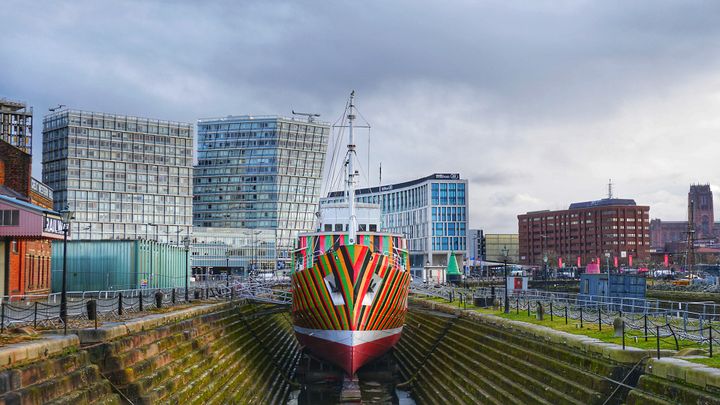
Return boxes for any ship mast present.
[346,91,358,244]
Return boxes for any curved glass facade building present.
[193,115,330,267]
[321,173,469,275]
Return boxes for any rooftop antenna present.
[48,104,66,112]
[379,162,382,185]
[291,110,320,123]
[608,179,613,199]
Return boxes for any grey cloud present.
[2,0,720,232]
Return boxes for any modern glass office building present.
[193,115,330,267]
[42,110,194,242]
[321,173,469,276]
[190,227,277,276]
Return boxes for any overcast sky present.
[3,0,720,232]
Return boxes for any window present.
[0,210,20,226]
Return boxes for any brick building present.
[518,198,651,269]
[0,138,62,297]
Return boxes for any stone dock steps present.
[0,349,120,405]
[627,374,720,405]
[395,306,626,404]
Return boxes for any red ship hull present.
[294,326,403,375]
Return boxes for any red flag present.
[577,256,581,267]
[664,254,669,267]
[629,255,633,267]
[614,256,618,268]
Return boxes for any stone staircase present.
[86,302,300,405]
[627,372,720,405]
[395,308,633,404]
[0,350,120,405]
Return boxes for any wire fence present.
[0,277,292,332]
[410,282,719,359]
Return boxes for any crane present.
[291,110,320,123]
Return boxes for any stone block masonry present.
[0,300,301,405]
[406,297,720,404]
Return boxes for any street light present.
[225,248,231,287]
[243,230,261,278]
[60,206,74,334]
[424,260,431,284]
[183,236,190,302]
[147,223,158,288]
[502,245,509,314]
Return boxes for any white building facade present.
[321,173,469,277]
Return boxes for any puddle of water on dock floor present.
[288,351,416,404]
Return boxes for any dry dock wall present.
[0,301,300,405]
[401,297,720,404]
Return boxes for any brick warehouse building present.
[518,198,651,269]
[0,138,63,297]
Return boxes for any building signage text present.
[44,216,64,235]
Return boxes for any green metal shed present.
[51,240,189,292]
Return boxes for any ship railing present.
[299,249,408,271]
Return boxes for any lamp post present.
[243,230,261,279]
[147,223,158,288]
[183,236,190,302]
[502,245,509,314]
[60,206,74,334]
[605,252,611,274]
[226,248,231,287]
[424,260,430,285]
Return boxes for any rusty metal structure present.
[0,98,33,154]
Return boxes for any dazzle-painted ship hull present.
[291,234,410,375]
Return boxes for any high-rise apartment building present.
[193,115,330,264]
[42,110,193,241]
[0,98,33,154]
[321,173,469,277]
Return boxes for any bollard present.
[613,317,623,338]
[118,293,123,316]
[34,302,38,329]
[139,292,144,312]
[656,326,661,359]
[516,297,519,314]
[580,307,583,328]
[598,308,602,332]
[644,314,648,342]
[622,320,626,350]
[1,302,5,334]
[155,291,164,309]
[565,306,568,325]
[550,301,553,322]
[87,299,97,321]
[172,289,176,304]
